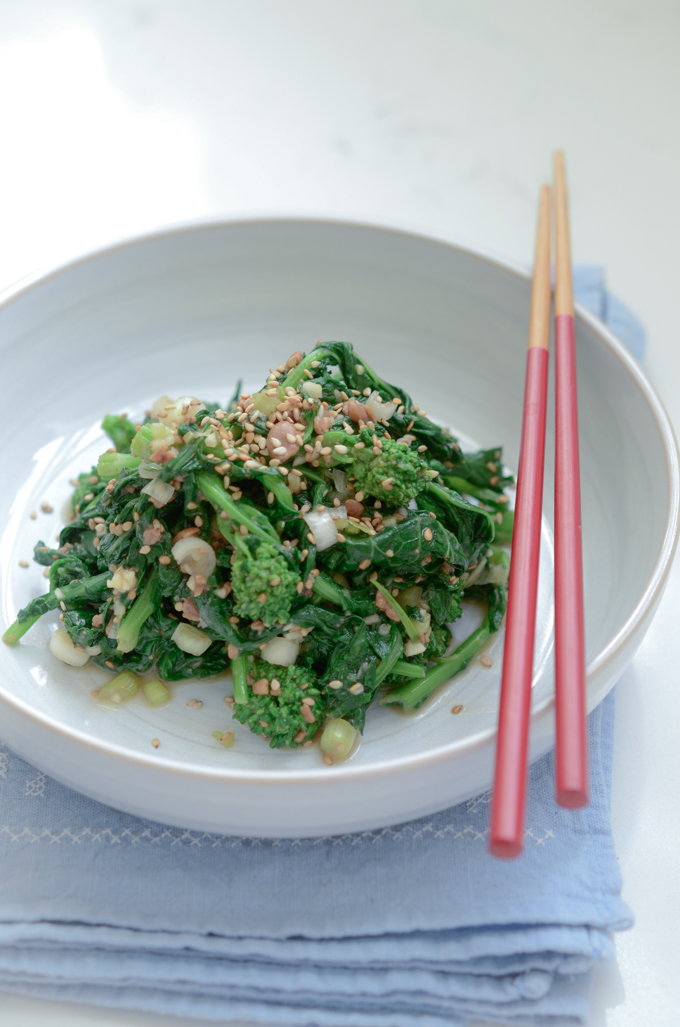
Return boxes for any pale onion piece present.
[252,390,281,416]
[49,628,90,667]
[151,395,173,418]
[331,468,349,496]
[302,509,338,552]
[171,537,217,578]
[301,381,323,399]
[113,598,127,619]
[171,622,212,656]
[138,459,162,479]
[141,478,175,507]
[330,504,348,521]
[364,390,397,421]
[404,638,427,657]
[85,644,102,656]
[260,635,300,667]
[156,395,201,427]
[363,613,381,625]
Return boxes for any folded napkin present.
[0,271,639,1026]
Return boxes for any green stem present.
[252,469,295,510]
[97,452,141,479]
[388,659,426,681]
[380,615,491,710]
[215,516,251,557]
[3,570,111,646]
[231,653,249,704]
[2,614,41,645]
[197,472,280,546]
[442,476,503,504]
[280,347,333,391]
[116,569,158,653]
[373,581,420,643]
[375,630,404,685]
[312,574,348,609]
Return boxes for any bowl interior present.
[0,220,671,776]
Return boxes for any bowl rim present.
[1,213,678,786]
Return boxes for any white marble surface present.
[0,2,678,1024]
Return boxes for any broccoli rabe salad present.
[4,342,512,761]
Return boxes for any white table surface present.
[1,2,678,1024]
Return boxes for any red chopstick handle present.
[554,313,588,808]
[489,345,549,858]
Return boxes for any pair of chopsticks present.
[489,153,587,859]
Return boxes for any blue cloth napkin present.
[0,271,641,1026]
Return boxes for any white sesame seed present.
[349,682,364,695]
[423,528,433,541]
[480,656,493,667]
[334,444,348,455]
[327,679,343,690]
[19,560,29,568]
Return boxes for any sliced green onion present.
[96,452,141,479]
[171,622,212,656]
[320,719,357,760]
[231,654,249,704]
[142,679,170,706]
[97,671,141,705]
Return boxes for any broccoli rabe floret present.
[232,660,326,748]
[102,413,137,453]
[352,437,427,505]
[231,542,301,627]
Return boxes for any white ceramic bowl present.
[0,218,677,837]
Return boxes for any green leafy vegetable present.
[4,341,512,756]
